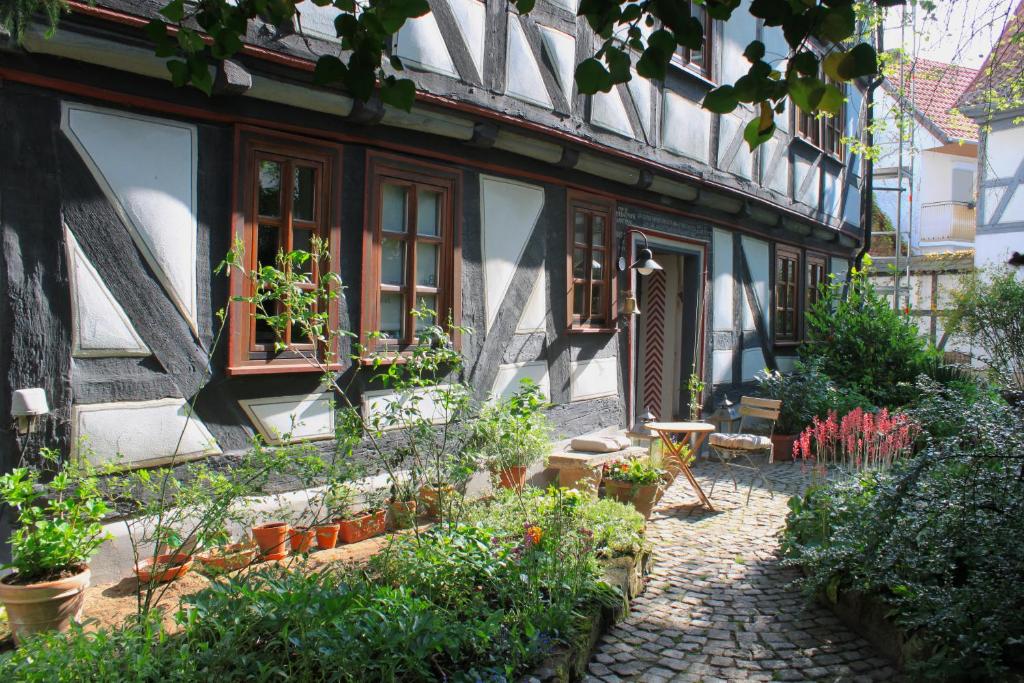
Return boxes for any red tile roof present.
[889,57,979,142]
[959,0,1024,117]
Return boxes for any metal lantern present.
[708,397,740,434]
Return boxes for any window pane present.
[293,229,314,276]
[257,224,279,267]
[381,238,406,286]
[592,215,605,246]
[591,284,605,321]
[255,313,277,344]
[573,283,585,317]
[573,248,587,278]
[591,252,604,281]
[574,211,587,244]
[416,242,438,287]
[293,166,316,221]
[380,292,405,340]
[382,184,408,233]
[415,294,437,332]
[258,161,281,218]
[416,189,441,236]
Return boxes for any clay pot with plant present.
[252,522,291,561]
[314,523,340,550]
[418,482,455,519]
[602,456,666,519]
[0,449,111,643]
[196,541,258,573]
[289,527,316,554]
[472,380,551,492]
[334,489,388,544]
[134,553,194,584]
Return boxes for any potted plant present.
[314,522,340,550]
[196,541,258,573]
[251,521,291,561]
[289,527,315,553]
[337,490,388,544]
[471,380,551,491]
[134,553,194,583]
[602,456,666,519]
[0,450,111,643]
[388,477,418,531]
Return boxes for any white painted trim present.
[60,101,200,337]
[64,225,151,358]
[569,357,619,402]
[238,392,336,446]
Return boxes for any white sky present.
[882,0,1016,68]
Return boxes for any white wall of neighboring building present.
[975,118,1024,273]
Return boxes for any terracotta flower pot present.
[496,466,527,490]
[388,500,417,530]
[771,434,798,462]
[252,522,291,561]
[603,480,660,519]
[419,484,455,518]
[0,565,90,644]
[338,510,387,544]
[289,528,315,554]
[134,553,193,584]
[196,542,258,573]
[314,523,340,550]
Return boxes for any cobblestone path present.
[587,461,897,683]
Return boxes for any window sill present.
[566,325,619,335]
[791,135,844,163]
[668,62,716,88]
[226,362,341,377]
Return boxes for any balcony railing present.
[920,201,976,242]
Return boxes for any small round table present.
[646,421,716,511]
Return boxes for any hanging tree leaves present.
[2,0,892,149]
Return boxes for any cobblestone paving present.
[586,460,897,683]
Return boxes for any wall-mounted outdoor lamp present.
[11,388,49,435]
[617,230,662,276]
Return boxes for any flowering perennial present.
[602,457,664,485]
[792,407,917,472]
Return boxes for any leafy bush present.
[469,380,552,471]
[802,261,939,408]
[754,359,875,434]
[0,449,110,582]
[782,382,1024,679]
[946,267,1024,392]
[602,457,664,485]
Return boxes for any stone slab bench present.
[548,446,649,494]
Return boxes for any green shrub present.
[469,380,551,472]
[754,358,875,434]
[781,382,1024,679]
[802,261,939,408]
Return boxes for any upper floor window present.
[361,153,461,355]
[671,2,712,79]
[773,245,801,344]
[806,252,827,312]
[228,128,343,375]
[567,192,616,331]
[796,80,846,159]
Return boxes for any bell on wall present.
[622,291,641,316]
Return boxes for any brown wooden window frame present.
[360,152,462,357]
[670,1,713,80]
[773,245,802,345]
[228,127,343,376]
[795,79,846,160]
[566,192,617,333]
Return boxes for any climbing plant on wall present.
[1,0,890,149]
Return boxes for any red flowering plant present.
[792,407,918,474]
[602,457,664,485]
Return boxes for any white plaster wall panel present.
[73,398,220,469]
[363,386,460,429]
[539,25,576,103]
[976,233,1019,271]
[506,17,552,108]
[712,349,733,385]
[984,187,1004,224]
[986,127,1024,178]
[760,137,789,195]
[720,0,757,86]
[822,172,842,217]
[998,186,1024,224]
[741,236,769,332]
[844,185,862,227]
[830,257,849,282]
[516,270,548,333]
[662,92,710,164]
[479,175,546,332]
[449,0,486,77]
[239,392,335,445]
[591,88,635,138]
[626,70,654,138]
[763,26,789,132]
[570,357,619,401]
[490,362,551,401]
[547,0,578,13]
[712,228,734,331]
[718,114,753,179]
[793,155,819,208]
[395,13,458,77]
[65,228,150,357]
[741,347,766,382]
[293,1,341,40]
[846,86,863,139]
[62,103,199,332]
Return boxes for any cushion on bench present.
[569,436,622,453]
[709,433,772,450]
